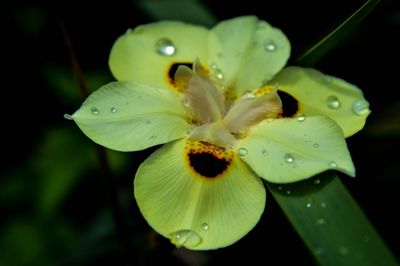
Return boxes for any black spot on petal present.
[278,90,299,117]
[189,152,229,178]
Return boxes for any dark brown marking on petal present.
[189,152,230,178]
[185,141,234,179]
[277,90,299,117]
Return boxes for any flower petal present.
[238,116,355,183]
[267,66,371,137]
[72,81,189,151]
[205,16,290,96]
[109,21,208,89]
[134,139,266,250]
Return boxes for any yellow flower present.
[69,16,370,250]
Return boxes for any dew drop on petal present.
[284,153,294,163]
[316,218,326,225]
[169,230,202,248]
[313,143,320,148]
[264,40,277,52]
[314,179,321,185]
[210,63,218,70]
[262,149,268,156]
[329,161,337,168]
[277,186,283,190]
[155,38,176,56]
[237,147,248,156]
[214,68,224,80]
[90,107,99,115]
[110,107,117,113]
[352,99,370,116]
[285,190,291,195]
[297,115,306,122]
[320,202,327,208]
[326,95,341,109]
[306,202,312,208]
[201,223,209,231]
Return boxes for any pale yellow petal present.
[134,139,266,250]
[267,66,370,137]
[109,21,208,90]
[72,81,189,151]
[238,116,355,183]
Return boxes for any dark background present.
[2,0,399,265]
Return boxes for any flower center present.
[175,60,282,148]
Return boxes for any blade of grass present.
[296,0,381,66]
[267,172,397,266]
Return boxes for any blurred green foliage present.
[1,0,399,265]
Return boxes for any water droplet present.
[145,120,151,125]
[314,179,321,185]
[110,107,117,113]
[266,118,274,122]
[264,40,277,51]
[320,202,327,208]
[201,223,209,231]
[284,153,294,163]
[169,230,202,248]
[339,246,349,255]
[363,235,370,243]
[316,218,325,225]
[237,147,248,156]
[214,68,224,80]
[150,135,157,139]
[90,107,99,115]
[329,161,337,168]
[285,190,291,195]
[210,63,218,69]
[326,95,341,109]
[155,38,176,56]
[313,143,320,148]
[352,99,370,116]
[277,186,283,190]
[306,202,312,208]
[297,115,306,122]
[262,149,268,156]
[63,114,73,120]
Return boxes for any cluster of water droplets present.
[326,94,370,116]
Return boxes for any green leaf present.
[296,0,381,66]
[136,0,217,27]
[268,172,398,266]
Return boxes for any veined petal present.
[72,81,189,151]
[267,66,370,137]
[109,21,208,89]
[205,16,290,96]
[238,116,355,183]
[134,139,266,250]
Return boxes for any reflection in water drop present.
[352,99,370,116]
[326,95,341,109]
[170,230,202,248]
[155,38,176,56]
[237,147,248,156]
[284,153,294,163]
[264,40,277,51]
[201,223,209,231]
[91,107,99,115]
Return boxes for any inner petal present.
[175,59,226,124]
